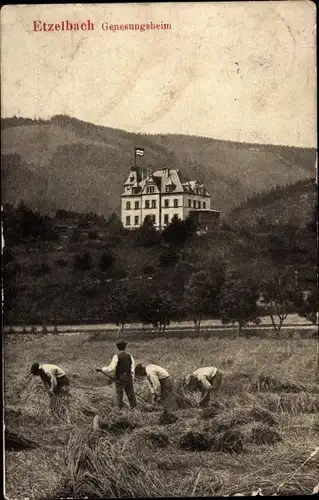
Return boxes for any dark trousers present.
[55,375,70,395]
[159,376,176,411]
[41,373,70,396]
[115,374,137,409]
[199,370,223,407]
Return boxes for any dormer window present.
[130,176,134,182]
[147,186,155,194]
[165,185,173,193]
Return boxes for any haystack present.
[159,410,179,425]
[200,404,220,420]
[5,429,38,451]
[251,423,282,445]
[250,405,279,426]
[147,432,170,448]
[213,429,245,454]
[180,431,212,451]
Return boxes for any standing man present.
[95,341,136,410]
[135,363,176,411]
[184,366,223,407]
[30,362,70,396]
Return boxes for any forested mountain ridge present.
[1,115,316,217]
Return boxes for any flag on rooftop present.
[135,148,144,157]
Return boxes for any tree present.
[159,248,179,268]
[106,212,125,234]
[262,280,295,336]
[219,273,260,335]
[184,270,220,332]
[107,281,135,335]
[73,252,92,271]
[292,286,318,325]
[99,250,115,271]
[135,285,175,333]
[162,215,189,245]
[135,215,160,246]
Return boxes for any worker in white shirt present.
[184,366,223,407]
[135,363,176,411]
[30,362,70,396]
[95,341,136,409]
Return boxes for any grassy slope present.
[1,116,316,216]
[4,332,319,499]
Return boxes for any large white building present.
[121,166,219,231]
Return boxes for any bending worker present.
[30,362,70,396]
[185,366,223,407]
[135,363,176,411]
[95,340,136,410]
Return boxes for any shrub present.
[73,252,92,271]
[99,250,115,271]
[250,423,282,445]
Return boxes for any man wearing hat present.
[95,341,136,409]
[30,362,70,396]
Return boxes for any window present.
[203,201,206,209]
[145,200,150,208]
[151,200,156,208]
[147,186,155,194]
[132,187,140,194]
[173,199,178,208]
[134,216,139,225]
[126,201,131,210]
[164,199,169,208]
[173,214,178,220]
[193,200,196,208]
[165,185,173,193]
[188,199,191,207]
[198,201,201,209]
[152,215,156,224]
[130,176,134,182]
[164,214,169,225]
[134,201,139,209]
[126,216,131,226]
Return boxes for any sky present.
[1,1,317,147]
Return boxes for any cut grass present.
[4,333,319,498]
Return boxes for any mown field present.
[4,331,319,499]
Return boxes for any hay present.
[200,404,220,420]
[5,429,38,451]
[250,405,279,426]
[159,411,179,425]
[146,432,170,448]
[173,377,202,408]
[256,375,318,394]
[213,429,245,454]
[107,418,139,434]
[180,431,212,451]
[251,423,283,446]
[59,427,175,498]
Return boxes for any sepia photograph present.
[1,1,318,498]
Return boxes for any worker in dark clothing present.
[95,341,137,409]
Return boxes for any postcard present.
[2,2,318,499]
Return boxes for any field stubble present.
[4,332,319,498]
